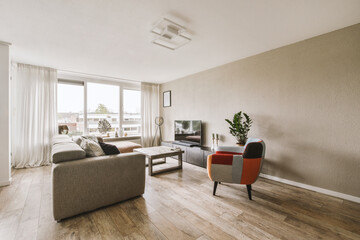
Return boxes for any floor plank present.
[0,160,359,240]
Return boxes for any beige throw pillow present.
[80,138,105,157]
[72,135,99,146]
[72,136,83,146]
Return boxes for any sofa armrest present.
[52,152,145,220]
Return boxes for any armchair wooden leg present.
[213,181,218,195]
[246,184,252,200]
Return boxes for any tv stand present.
[161,141,214,168]
[173,141,200,147]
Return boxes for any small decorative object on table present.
[215,133,219,148]
[211,133,215,151]
[225,111,253,146]
[115,128,119,137]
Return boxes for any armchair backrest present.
[243,140,264,159]
[240,138,265,184]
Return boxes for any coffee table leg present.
[148,157,153,176]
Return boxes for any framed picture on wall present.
[163,91,171,107]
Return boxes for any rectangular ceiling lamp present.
[151,18,191,50]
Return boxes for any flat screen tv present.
[174,120,202,145]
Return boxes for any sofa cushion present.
[80,138,105,157]
[52,135,73,145]
[99,142,120,155]
[108,141,142,153]
[52,142,86,163]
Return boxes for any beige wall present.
[160,24,360,197]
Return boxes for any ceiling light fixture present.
[151,18,191,50]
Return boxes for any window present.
[87,83,119,136]
[57,82,84,136]
[57,80,141,137]
[123,89,141,136]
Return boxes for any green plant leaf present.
[225,111,253,142]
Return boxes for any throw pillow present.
[82,135,99,142]
[80,138,105,157]
[99,142,120,155]
[72,136,83,146]
[72,135,99,146]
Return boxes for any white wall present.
[0,42,11,186]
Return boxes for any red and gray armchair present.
[207,138,265,200]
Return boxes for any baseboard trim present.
[0,178,11,187]
[259,173,360,203]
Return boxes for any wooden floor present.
[1,160,359,240]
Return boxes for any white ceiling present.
[0,0,359,83]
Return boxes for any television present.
[174,120,202,145]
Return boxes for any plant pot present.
[236,143,245,147]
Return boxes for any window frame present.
[57,73,141,136]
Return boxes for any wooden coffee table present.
[134,146,184,176]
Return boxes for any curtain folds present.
[141,82,159,147]
[11,63,57,168]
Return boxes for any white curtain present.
[141,82,159,147]
[11,63,57,168]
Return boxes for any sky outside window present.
[87,83,119,113]
[57,83,83,113]
[123,89,141,114]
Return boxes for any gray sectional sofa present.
[51,135,145,221]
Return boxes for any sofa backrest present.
[52,135,86,164]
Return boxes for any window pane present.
[87,83,119,136]
[57,83,84,136]
[123,89,141,136]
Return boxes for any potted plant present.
[225,111,253,146]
